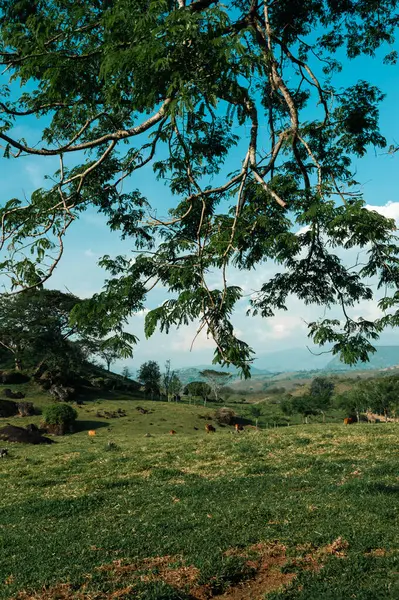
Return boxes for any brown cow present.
[343,418,354,425]
[235,423,244,433]
[88,430,96,436]
[169,430,177,435]
[205,424,216,433]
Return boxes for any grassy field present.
[0,393,398,600]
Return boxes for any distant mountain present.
[254,347,332,372]
[325,346,399,371]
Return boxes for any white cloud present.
[84,249,98,258]
[365,201,399,223]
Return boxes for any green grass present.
[0,393,398,599]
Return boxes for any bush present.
[43,404,78,435]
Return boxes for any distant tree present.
[138,361,161,400]
[249,405,262,429]
[220,386,234,403]
[160,360,182,401]
[310,377,335,422]
[292,395,319,424]
[121,366,132,380]
[184,381,211,405]
[359,377,399,421]
[335,389,365,423]
[199,370,232,403]
[96,344,120,372]
[169,373,182,401]
[281,395,294,417]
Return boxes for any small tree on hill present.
[292,395,319,424]
[250,405,262,429]
[169,373,182,401]
[335,389,365,423]
[184,381,211,405]
[138,361,161,400]
[199,370,232,403]
[121,366,132,380]
[310,377,335,422]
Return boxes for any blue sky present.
[1,45,398,372]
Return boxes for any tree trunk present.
[255,418,258,429]
[356,409,360,423]
[15,357,22,371]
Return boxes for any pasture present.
[0,396,398,599]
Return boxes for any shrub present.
[43,404,78,435]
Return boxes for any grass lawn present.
[0,395,398,599]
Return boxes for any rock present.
[3,388,26,400]
[0,424,53,445]
[17,402,34,417]
[0,399,18,418]
[25,423,39,433]
[49,384,76,402]
[0,371,30,384]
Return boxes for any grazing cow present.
[205,424,216,433]
[88,430,96,436]
[169,430,177,435]
[0,448,8,458]
[343,418,354,425]
[234,423,244,433]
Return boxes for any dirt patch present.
[12,539,350,600]
[189,543,294,600]
[0,425,54,445]
[97,554,199,589]
[364,548,397,558]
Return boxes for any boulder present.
[0,371,30,384]
[3,388,26,400]
[0,424,53,445]
[17,402,34,417]
[49,384,76,402]
[0,399,18,418]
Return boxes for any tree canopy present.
[0,289,81,370]
[0,1,398,376]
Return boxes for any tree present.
[309,377,335,422]
[96,344,120,372]
[169,373,182,401]
[162,359,178,401]
[291,395,319,424]
[249,405,262,428]
[199,370,232,404]
[358,376,399,421]
[0,1,398,375]
[138,361,161,399]
[121,366,132,380]
[184,381,211,404]
[0,289,81,371]
[335,389,365,423]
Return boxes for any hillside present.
[0,395,397,600]
[325,345,399,371]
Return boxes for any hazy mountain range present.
[173,346,399,384]
[129,346,399,385]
